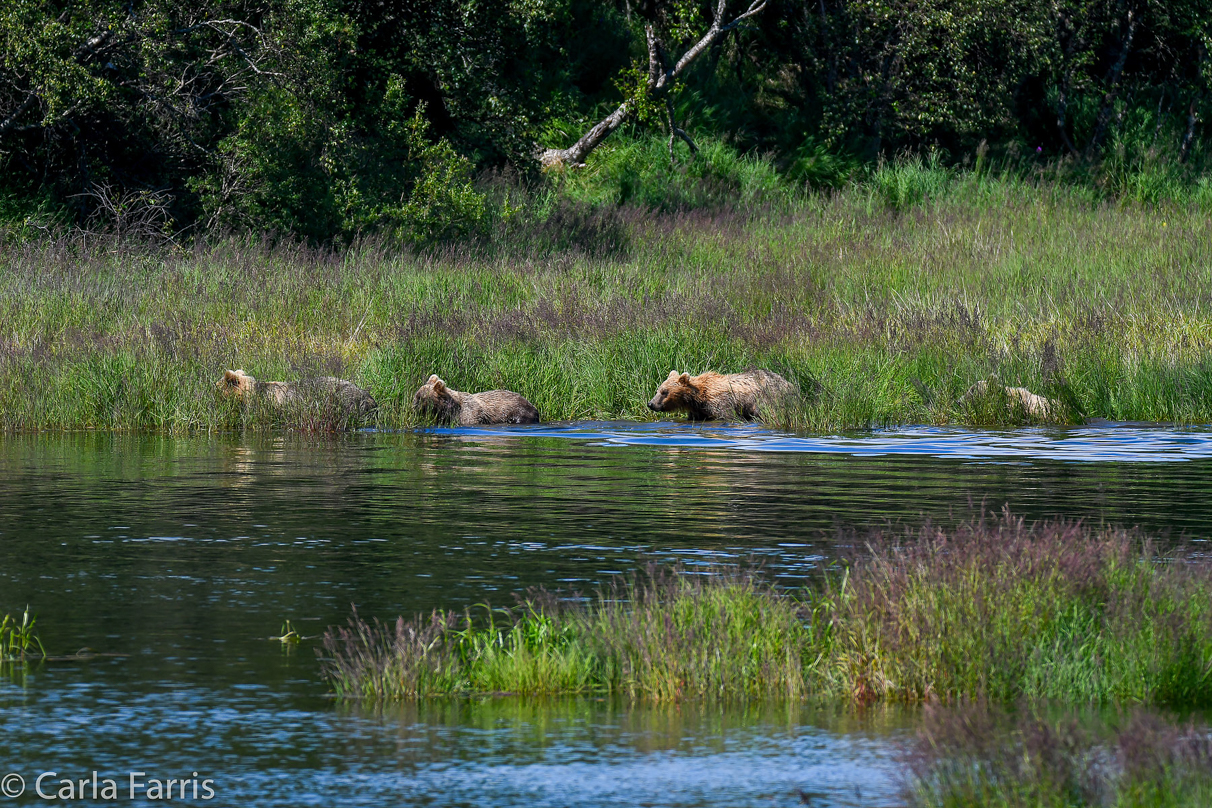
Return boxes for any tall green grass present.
[2,167,1211,431]
[322,567,810,701]
[0,606,45,663]
[320,512,1212,707]
[823,514,1212,707]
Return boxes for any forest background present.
[2,0,1209,244]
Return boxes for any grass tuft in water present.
[321,511,1212,705]
[0,606,46,663]
[823,510,1212,707]
[320,566,809,701]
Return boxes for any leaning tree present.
[539,0,768,169]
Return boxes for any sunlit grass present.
[0,606,45,663]
[320,568,810,701]
[2,173,1210,431]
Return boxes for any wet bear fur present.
[217,369,378,417]
[647,369,796,421]
[413,375,540,425]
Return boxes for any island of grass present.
[3,162,1212,432]
[321,509,1212,806]
[320,510,1212,707]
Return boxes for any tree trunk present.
[0,94,38,138]
[540,101,635,168]
[1179,99,1199,163]
[540,0,768,169]
[1085,10,1137,160]
[1056,81,1080,156]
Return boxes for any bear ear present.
[667,370,680,379]
[678,372,691,386]
[223,369,241,387]
[431,377,446,393]
[426,374,440,385]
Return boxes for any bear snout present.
[647,397,662,411]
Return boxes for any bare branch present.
[542,0,768,168]
[666,95,698,160]
[0,94,38,137]
[719,0,770,32]
[72,29,115,60]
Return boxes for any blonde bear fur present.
[961,379,1057,419]
[412,375,540,425]
[647,369,796,421]
[217,369,377,417]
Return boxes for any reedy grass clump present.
[320,512,1212,706]
[320,567,810,701]
[3,174,1212,431]
[0,606,45,663]
[907,704,1212,808]
[824,511,1212,707]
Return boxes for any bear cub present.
[217,369,377,417]
[413,375,540,425]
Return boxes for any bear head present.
[217,369,256,399]
[648,370,695,412]
[413,374,460,419]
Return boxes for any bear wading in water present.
[217,369,378,418]
[412,375,540,425]
[647,369,796,421]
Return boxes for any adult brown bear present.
[647,369,796,421]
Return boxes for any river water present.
[1,423,1210,806]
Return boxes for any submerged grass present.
[320,510,1212,706]
[2,172,1211,431]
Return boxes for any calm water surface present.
[1,422,1210,806]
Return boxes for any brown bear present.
[647,369,796,421]
[960,379,1057,419]
[412,375,540,425]
[216,369,378,417]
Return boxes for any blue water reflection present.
[439,420,1212,463]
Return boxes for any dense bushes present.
[1,0,1209,244]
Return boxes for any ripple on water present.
[434,420,1212,463]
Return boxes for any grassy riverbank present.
[320,512,1212,706]
[2,169,1211,432]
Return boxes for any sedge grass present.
[320,511,1212,707]
[320,567,810,701]
[0,606,45,663]
[2,175,1211,431]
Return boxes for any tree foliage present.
[1,0,1208,242]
